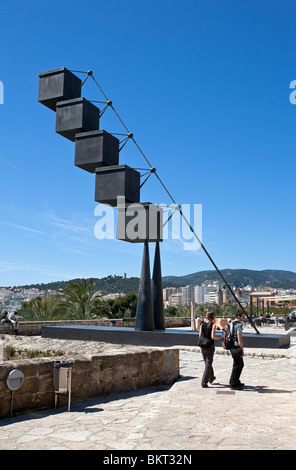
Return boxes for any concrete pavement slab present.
[1,329,296,451]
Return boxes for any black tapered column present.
[152,241,165,330]
[135,240,154,331]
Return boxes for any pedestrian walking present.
[229,310,245,390]
[199,311,220,388]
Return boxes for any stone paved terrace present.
[0,326,296,451]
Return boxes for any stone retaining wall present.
[0,349,179,418]
[0,317,190,336]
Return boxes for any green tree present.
[19,296,64,321]
[223,304,239,317]
[61,278,111,320]
[176,305,191,317]
[165,306,178,317]
[107,293,138,318]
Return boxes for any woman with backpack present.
[198,311,220,388]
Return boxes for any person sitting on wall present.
[1,311,19,334]
[1,311,10,323]
[8,311,19,334]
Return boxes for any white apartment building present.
[164,281,226,307]
[194,283,219,304]
[204,291,217,303]
[206,281,220,290]
[169,293,183,307]
[26,289,40,301]
[182,285,195,306]
[163,287,182,301]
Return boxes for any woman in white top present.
[8,311,19,334]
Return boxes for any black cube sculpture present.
[38,67,81,111]
[75,130,119,173]
[117,201,163,243]
[95,165,140,207]
[55,98,100,142]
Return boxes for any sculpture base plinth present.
[41,325,290,349]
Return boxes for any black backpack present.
[221,321,237,350]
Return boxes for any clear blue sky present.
[0,0,296,287]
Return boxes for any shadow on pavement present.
[210,382,296,394]
[0,382,175,426]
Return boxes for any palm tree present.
[61,278,112,320]
[223,304,238,318]
[107,293,138,318]
[19,296,64,321]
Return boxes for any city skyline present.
[2,277,295,314]
[1,1,296,287]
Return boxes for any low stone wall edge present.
[0,348,179,418]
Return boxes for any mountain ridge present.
[162,268,296,290]
[14,268,296,293]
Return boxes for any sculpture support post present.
[191,301,196,331]
[135,240,154,331]
[152,241,165,330]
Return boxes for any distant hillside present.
[18,277,141,294]
[162,269,296,289]
[15,269,296,293]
